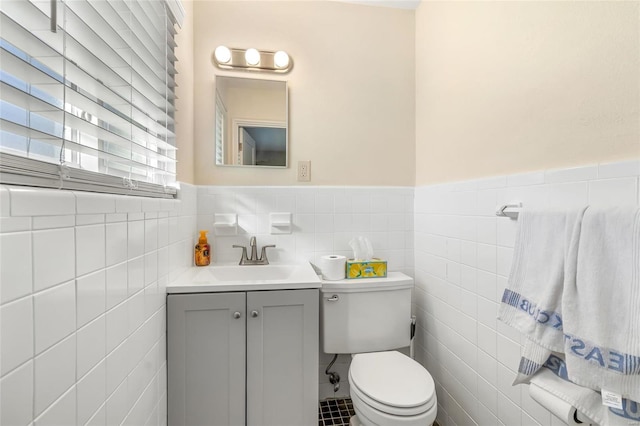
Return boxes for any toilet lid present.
[349,351,436,410]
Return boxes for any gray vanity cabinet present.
[167,289,319,426]
[167,292,246,426]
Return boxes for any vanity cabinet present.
[167,289,319,426]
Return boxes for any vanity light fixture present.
[212,45,293,73]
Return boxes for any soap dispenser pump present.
[194,230,211,266]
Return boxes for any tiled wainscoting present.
[0,183,413,425]
[412,160,640,426]
[2,160,638,426]
[195,186,414,270]
[0,184,197,426]
[195,185,415,399]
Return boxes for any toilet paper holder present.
[573,411,593,425]
[529,383,594,425]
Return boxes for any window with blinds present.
[0,0,183,198]
[215,91,225,165]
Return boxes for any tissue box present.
[346,259,387,279]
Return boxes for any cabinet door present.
[246,289,319,426]
[168,293,246,426]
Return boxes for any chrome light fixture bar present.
[212,45,292,73]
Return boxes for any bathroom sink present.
[167,262,322,293]
[207,265,295,282]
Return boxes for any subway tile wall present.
[196,186,414,270]
[2,159,637,425]
[0,184,197,426]
[196,185,415,399]
[413,160,640,426]
[0,183,414,425]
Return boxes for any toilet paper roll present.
[320,255,346,281]
[529,383,582,425]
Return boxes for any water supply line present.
[325,354,340,393]
[410,315,417,359]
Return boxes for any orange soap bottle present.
[194,230,211,266]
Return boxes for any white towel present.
[498,207,587,382]
[562,206,640,403]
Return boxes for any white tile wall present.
[0,360,33,425]
[196,186,414,275]
[33,227,76,292]
[1,296,33,376]
[413,160,640,426]
[2,160,637,425]
[196,185,415,399]
[0,184,197,426]
[34,281,76,354]
[0,231,32,303]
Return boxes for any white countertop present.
[167,262,322,293]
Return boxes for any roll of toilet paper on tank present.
[320,255,346,281]
[529,383,582,425]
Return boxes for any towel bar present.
[496,202,522,219]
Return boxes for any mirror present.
[215,76,288,167]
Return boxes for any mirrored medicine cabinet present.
[215,76,288,168]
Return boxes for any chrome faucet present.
[233,237,276,265]
[249,236,258,262]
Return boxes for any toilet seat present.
[348,351,436,416]
[350,375,432,417]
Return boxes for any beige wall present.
[415,1,640,185]
[175,0,195,184]
[193,0,415,186]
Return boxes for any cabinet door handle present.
[233,311,242,319]
[251,310,259,318]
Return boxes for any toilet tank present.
[320,272,413,354]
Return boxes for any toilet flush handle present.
[327,295,339,302]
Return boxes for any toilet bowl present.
[347,351,437,426]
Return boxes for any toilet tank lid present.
[350,351,435,409]
[320,271,413,292]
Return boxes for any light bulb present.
[214,46,231,64]
[245,48,260,66]
[274,51,289,68]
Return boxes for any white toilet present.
[320,272,437,426]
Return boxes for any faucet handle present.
[259,245,276,264]
[232,245,248,264]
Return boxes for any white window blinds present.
[0,0,183,198]
[215,92,225,165]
